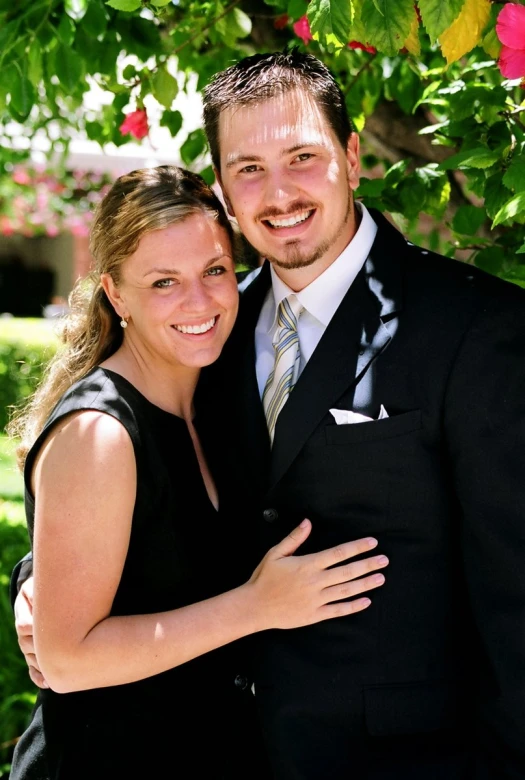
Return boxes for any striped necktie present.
[263,294,303,444]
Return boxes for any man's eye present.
[153,279,175,288]
[205,266,226,277]
[240,165,260,174]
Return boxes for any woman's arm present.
[32,410,387,694]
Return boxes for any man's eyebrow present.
[142,255,230,278]
[225,143,324,169]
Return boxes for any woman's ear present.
[100,274,127,320]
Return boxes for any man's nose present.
[264,168,297,207]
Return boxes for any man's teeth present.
[174,317,216,334]
[267,210,312,228]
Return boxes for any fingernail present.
[377,555,389,566]
[300,519,309,528]
[366,537,378,548]
[359,597,372,607]
[374,573,385,584]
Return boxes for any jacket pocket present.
[363,680,458,737]
[325,409,422,445]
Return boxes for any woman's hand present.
[14,576,48,689]
[247,519,388,631]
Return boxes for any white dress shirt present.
[255,203,378,398]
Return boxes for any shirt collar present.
[267,202,377,331]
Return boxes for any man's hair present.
[203,49,354,171]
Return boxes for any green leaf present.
[8,67,35,121]
[503,157,525,194]
[216,7,252,44]
[57,13,76,46]
[152,67,178,108]
[360,0,414,55]
[151,0,173,5]
[180,129,207,165]
[65,0,88,20]
[308,0,352,47]
[27,43,43,88]
[384,159,410,187]
[356,178,385,198]
[160,109,183,137]
[438,147,500,171]
[484,174,510,221]
[199,165,215,185]
[451,204,486,235]
[517,243,525,255]
[492,192,525,228]
[288,0,307,19]
[106,0,141,11]
[417,0,464,43]
[82,0,109,37]
[474,247,505,275]
[55,46,85,93]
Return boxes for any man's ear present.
[100,274,127,320]
[346,133,361,192]
[214,167,235,218]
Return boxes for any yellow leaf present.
[439,0,491,66]
[403,12,420,56]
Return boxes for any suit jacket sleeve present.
[444,289,525,778]
[9,551,33,611]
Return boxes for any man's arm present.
[9,551,32,609]
[444,287,525,778]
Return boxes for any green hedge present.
[0,319,59,432]
[0,499,34,776]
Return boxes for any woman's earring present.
[120,317,128,329]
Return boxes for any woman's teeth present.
[174,317,216,334]
[267,210,312,228]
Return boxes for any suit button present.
[262,507,279,523]
[234,675,248,690]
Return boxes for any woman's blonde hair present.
[8,165,234,468]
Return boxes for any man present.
[199,50,525,779]
[14,50,525,778]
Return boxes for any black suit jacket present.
[209,209,525,779]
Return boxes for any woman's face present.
[105,212,238,370]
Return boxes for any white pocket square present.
[329,405,389,425]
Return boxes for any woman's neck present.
[101,346,199,420]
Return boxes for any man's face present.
[216,89,360,283]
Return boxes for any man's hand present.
[14,576,48,688]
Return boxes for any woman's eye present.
[295,153,313,162]
[205,266,226,277]
[153,278,175,288]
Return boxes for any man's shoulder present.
[401,241,525,310]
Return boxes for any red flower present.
[293,16,313,45]
[274,14,289,30]
[119,108,149,140]
[496,3,525,79]
[348,40,377,54]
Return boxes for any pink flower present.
[0,216,15,236]
[12,168,32,186]
[348,40,377,54]
[496,3,525,79]
[293,16,312,45]
[274,13,289,30]
[119,108,149,140]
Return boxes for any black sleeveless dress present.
[10,366,270,780]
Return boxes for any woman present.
[9,166,387,779]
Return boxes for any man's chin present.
[266,244,327,271]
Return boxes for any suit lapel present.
[233,262,272,492]
[269,211,405,489]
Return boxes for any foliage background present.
[1,0,525,283]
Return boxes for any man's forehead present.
[218,91,333,153]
